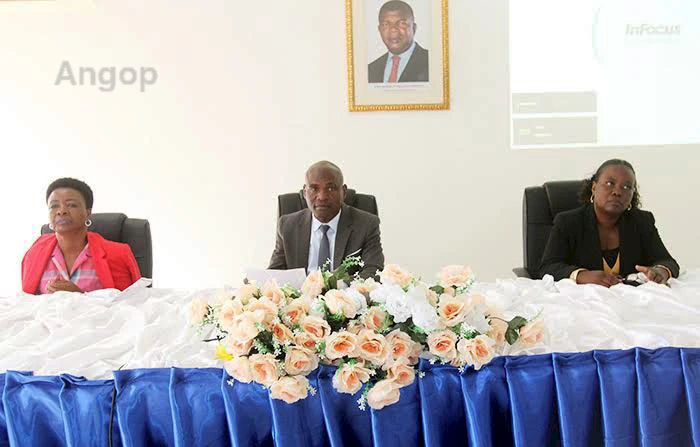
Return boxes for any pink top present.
[38,243,103,294]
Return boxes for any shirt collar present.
[312,208,341,234]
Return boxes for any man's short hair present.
[306,161,344,185]
[378,0,414,22]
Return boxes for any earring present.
[590,195,594,203]
[627,204,632,211]
[49,223,54,231]
[85,219,92,227]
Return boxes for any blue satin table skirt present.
[1,347,698,446]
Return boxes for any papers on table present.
[244,268,307,289]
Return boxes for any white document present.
[245,268,307,289]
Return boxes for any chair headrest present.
[543,181,584,218]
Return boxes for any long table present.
[2,271,700,446]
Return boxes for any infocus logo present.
[626,24,681,36]
[54,61,158,92]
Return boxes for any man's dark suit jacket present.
[368,42,429,83]
[269,205,385,279]
[539,204,679,281]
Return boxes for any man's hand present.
[635,265,670,284]
[576,270,622,287]
[47,279,83,293]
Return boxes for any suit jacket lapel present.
[333,206,353,270]
[298,210,312,270]
[618,212,634,275]
[583,205,604,270]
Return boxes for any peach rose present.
[366,379,400,410]
[301,270,325,298]
[246,297,279,325]
[457,335,495,370]
[300,316,331,341]
[351,278,380,295]
[218,299,244,332]
[427,330,459,361]
[224,337,253,356]
[379,264,414,288]
[270,376,309,404]
[294,332,319,351]
[518,318,545,347]
[437,265,474,288]
[385,329,416,363]
[261,280,286,306]
[332,361,372,394]
[224,356,253,383]
[284,346,319,375]
[283,297,311,326]
[324,290,360,319]
[363,306,388,331]
[325,331,360,360]
[441,286,455,297]
[387,362,415,387]
[249,354,280,387]
[357,329,389,365]
[486,318,508,345]
[228,311,265,344]
[407,341,422,365]
[234,284,258,304]
[272,322,295,345]
[187,296,209,325]
[345,320,363,335]
[437,294,474,327]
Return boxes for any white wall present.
[1,0,697,295]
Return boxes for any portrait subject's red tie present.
[388,55,400,82]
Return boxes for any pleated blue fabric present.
[59,375,120,447]
[169,367,230,447]
[1,348,698,446]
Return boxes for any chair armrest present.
[512,267,531,279]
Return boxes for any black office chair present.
[514,180,584,278]
[277,189,378,218]
[41,212,153,279]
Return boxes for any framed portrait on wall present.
[346,0,449,111]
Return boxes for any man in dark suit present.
[269,161,384,279]
[368,1,429,83]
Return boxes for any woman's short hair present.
[46,178,94,209]
[578,159,641,209]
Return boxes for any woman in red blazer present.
[22,178,141,294]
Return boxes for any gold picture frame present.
[346,0,449,111]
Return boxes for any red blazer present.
[22,232,141,294]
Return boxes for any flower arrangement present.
[187,258,543,410]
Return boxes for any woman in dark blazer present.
[539,159,679,287]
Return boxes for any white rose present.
[384,287,411,323]
[411,302,443,332]
[461,305,491,334]
[344,287,368,315]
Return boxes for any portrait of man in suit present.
[368,0,429,83]
[268,161,384,279]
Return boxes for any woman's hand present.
[576,270,622,287]
[635,265,670,284]
[47,279,83,293]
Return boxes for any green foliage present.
[505,316,528,345]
